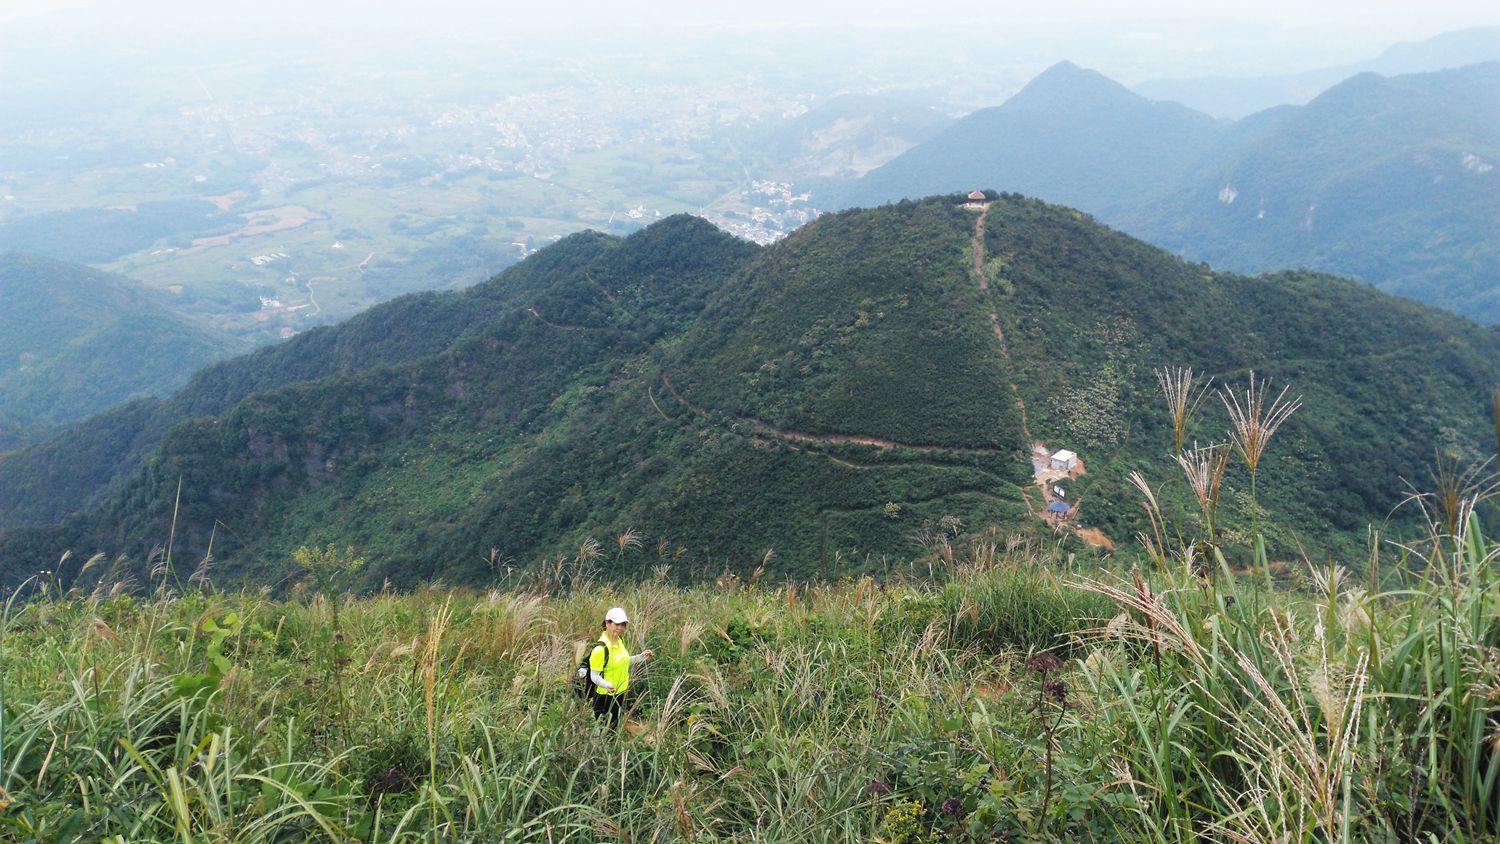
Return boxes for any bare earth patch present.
[1074,527,1115,551]
[201,190,248,212]
[188,205,317,249]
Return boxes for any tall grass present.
[1072,475,1500,842]
[2,489,1495,841]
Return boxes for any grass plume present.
[1155,366,1212,457]
[1220,371,1301,539]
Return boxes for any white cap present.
[604,607,629,623]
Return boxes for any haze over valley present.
[5,5,1496,342]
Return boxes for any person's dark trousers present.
[592,690,623,727]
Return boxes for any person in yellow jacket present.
[588,606,653,726]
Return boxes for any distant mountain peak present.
[1002,61,1198,121]
[1012,60,1134,105]
[1038,59,1085,75]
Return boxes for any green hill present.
[0,253,247,450]
[2,196,1497,589]
[1120,64,1500,322]
[0,200,234,264]
[839,63,1500,323]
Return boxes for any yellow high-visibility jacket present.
[589,634,632,696]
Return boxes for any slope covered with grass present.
[3,479,1496,841]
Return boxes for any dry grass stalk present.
[147,545,169,585]
[595,818,629,841]
[688,664,731,711]
[916,618,947,656]
[677,618,706,654]
[1156,366,1212,456]
[1127,471,1168,568]
[1422,450,1496,538]
[75,552,107,585]
[422,598,453,770]
[1221,372,1301,540]
[480,594,549,662]
[1199,616,1369,842]
[672,778,697,841]
[88,617,122,645]
[570,537,602,590]
[967,538,1000,571]
[614,529,642,556]
[1070,572,1208,672]
[1174,442,1231,537]
[1220,372,1301,477]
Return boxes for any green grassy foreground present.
[1,499,1496,842]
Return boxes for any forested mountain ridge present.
[1119,63,1500,321]
[0,216,759,585]
[839,63,1500,323]
[0,217,752,528]
[2,196,1497,590]
[0,253,248,451]
[1134,25,1500,118]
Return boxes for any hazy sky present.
[4,0,1497,87]
[7,0,1498,35]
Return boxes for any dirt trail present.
[969,205,1032,443]
[970,208,1115,551]
[525,308,605,332]
[586,272,620,306]
[659,373,1009,457]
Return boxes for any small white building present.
[964,190,988,208]
[1050,449,1078,471]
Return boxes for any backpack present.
[572,642,609,699]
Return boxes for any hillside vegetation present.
[1120,64,1500,321]
[0,253,247,450]
[1,196,1498,590]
